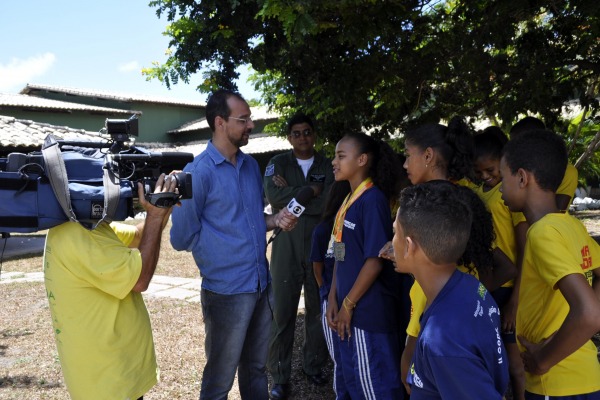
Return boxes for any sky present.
[0,1,259,103]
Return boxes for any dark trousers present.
[268,259,328,383]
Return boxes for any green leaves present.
[144,0,600,171]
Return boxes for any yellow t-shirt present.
[406,266,478,337]
[455,177,478,190]
[517,213,600,396]
[556,163,578,210]
[44,221,158,400]
[474,183,526,288]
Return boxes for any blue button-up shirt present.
[170,141,269,294]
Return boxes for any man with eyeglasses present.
[170,89,298,400]
[263,113,334,399]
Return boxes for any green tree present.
[144,0,600,169]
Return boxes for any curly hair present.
[342,132,406,202]
[398,181,472,264]
[404,116,475,182]
[398,181,494,272]
[454,184,494,275]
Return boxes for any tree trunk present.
[575,129,600,169]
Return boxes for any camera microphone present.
[109,152,193,164]
[268,186,314,244]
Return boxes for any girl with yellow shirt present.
[380,117,497,394]
[474,131,528,400]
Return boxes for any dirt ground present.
[0,223,335,399]
[1,211,600,399]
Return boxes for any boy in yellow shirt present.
[510,117,578,212]
[500,129,600,399]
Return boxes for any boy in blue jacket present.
[392,181,509,399]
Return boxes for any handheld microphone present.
[268,186,314,244]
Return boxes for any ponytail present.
[342,132,406,202]
[404,116,475,181]
[445,116,475,181]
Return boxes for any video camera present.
[0,115,194,234]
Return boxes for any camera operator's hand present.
[132,172,179,292]
[138,173,178,223]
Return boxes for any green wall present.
[23,90,205,143]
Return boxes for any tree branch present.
[575,129,600,169]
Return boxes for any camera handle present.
[145,192,180,208]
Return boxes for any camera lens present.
[174,172,192,199]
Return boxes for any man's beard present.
[230,131,250,148]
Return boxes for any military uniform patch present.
[265,164,275,177]
[309,173,326,183]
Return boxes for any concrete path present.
[0,271,306,308]
[0,230,305,308]
[0,271,202,303]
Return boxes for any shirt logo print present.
[413,371,423,388]
[581,245,592,270]
[474,300,484,318]
[477,283,487,300]
[343,220,356,230]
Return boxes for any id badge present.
[333,241,345,262]
[326,234,336,257]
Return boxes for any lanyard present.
[332,177,374,242]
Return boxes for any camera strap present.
[42,135,78,224]
[42,134,121,230]
[102,164,122,224]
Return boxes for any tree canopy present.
[144,0,600,174]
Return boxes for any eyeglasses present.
[229,115,253,125]
[290,129,313,138]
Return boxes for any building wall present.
[25,91,204,143]
[131,102,203,143]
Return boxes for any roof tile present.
[0,115,109,148]
[0,92,138,114]
[141,133,292,155]
[21,83,206,108]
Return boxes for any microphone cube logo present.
[287,198,306,217]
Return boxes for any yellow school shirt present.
[474,183,526,288]
[406,266,478,337]
[455,177,478,190]
[517,213,600,396]
[557,163,578,210]
[44,221,158,400]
